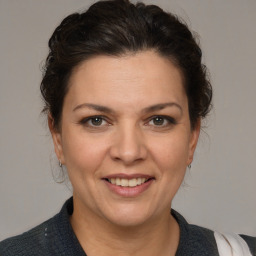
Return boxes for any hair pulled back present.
[40,0,212,130]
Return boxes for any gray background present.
[0,0,255,241]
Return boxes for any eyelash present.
[79,115,177,129]
[146,115,177,127]
[79,115,110,127]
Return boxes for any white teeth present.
[128,178,137,187]
[108,177,149,187]
[116,178,121,186]
[121,179,128,187]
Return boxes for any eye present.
[89,117,104,126]
[79,116,109,127]
[147,115,176,127]
[151,116,166,126]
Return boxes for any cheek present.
[149,134,190,171]
[62,132,109,175]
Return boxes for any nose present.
[109,124,148,165]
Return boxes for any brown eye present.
[90,117,103,126]
[152,117,165,126]
[80,116,109,128]
[147,115,176,127]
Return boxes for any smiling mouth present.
[103,177,154,187]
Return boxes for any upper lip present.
[102,173,154,179]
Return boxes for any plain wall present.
[0,0,255,241]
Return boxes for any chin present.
[107,213,150,228]
[100,202,158,228]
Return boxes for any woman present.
[0,0,255,255]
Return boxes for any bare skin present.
[49,51,200,256]
[71,199,180,256]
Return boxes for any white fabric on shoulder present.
[214,231,253,256]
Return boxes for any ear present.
[187,119,201,166]
[48,115,65,165]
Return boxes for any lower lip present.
[103,179,154,197]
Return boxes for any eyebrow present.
[142,102,182,114]
[73,103,114,113]
[73,102,182,114]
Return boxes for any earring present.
[188,164,191,169]
[59,160,62,167]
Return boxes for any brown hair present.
[40,0,212,130]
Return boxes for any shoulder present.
[172,209,256,256]
[172,210,219,255]
[0,198,85,256]
[240,234,256,255]
[0,217,55,256]
[0,198,73,256]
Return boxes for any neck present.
[70,198,180,256]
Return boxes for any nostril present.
[109,132,148,164]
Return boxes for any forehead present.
[66,51,187,110]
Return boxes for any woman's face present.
[50,51,200,227]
